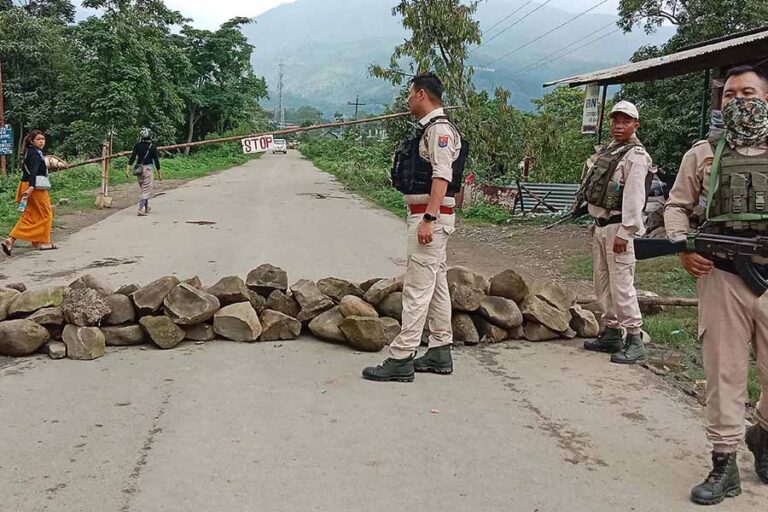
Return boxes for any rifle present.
[542,202,589,230]
[634,233,768,296]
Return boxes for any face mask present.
[723,97,768,147]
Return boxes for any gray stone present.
[62,287,112,327]
[376,292,403,322]
[69,274,114,297]
[339,316,388,352]
[205,276,251,306]
[508,324,526,340]
[102,325,147,346]
[359,278,382,292]
[246,264,288,295]
[0,319,50,356]
[163,284,220,325]
[449,283,486,312]
[581,301,606,332]
[249,291,267,313]
[62,325,105,360]
[8,286,65,316]
[0,287,21,321]
[339,295,378,318]
[530,279,575,312]
[47,341,67,359]
[183,323,216,342]
[447,266,490,294]
[139,316,186,349]
[291,280,334,322]
[637,289,664,315]
[132,276,180,315]
[317,277,365,302]
[478,296,523,329]
[561,326,577,339]
[489,270,529,304]
[266,290,300,318]
[260,309,302,341]
[308,307,346,343]
[452,313,480,345]
[521,296,570,333]
[214,303,262,342]
[473,316,508,343]
[6,282,26,293]
[27,306,64,326]
[363,277,402,306]
[570,304,601,338]
[104,294,136,326]
[182,276,203,289]
[380,317,401,344]
[116,284,140,296]
[524,322,559,342]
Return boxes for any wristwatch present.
[422,213,438,223]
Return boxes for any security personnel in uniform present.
[363,72,467,382]
[665,65,768,505]
[581,101,655,364]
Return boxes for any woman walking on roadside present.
[2,129,57,256]
[126,127,163,216]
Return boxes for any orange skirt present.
[9,182,53,244]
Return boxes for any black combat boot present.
[362,356,415,382]
[414,346,453,374]
[746,424,768,484]
[610,332,648,364]
[583,327,623,353]
[690,452,741,505]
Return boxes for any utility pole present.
[0,54,7,176]
[275,62,285,130]
[348,95,366,120]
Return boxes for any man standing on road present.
[665,65,768,506]
[581,101,655,364]
[362,72,466,383]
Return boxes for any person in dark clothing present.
[2,129,56,256]
[126,127,163,216]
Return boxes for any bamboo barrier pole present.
[577,295,698,307]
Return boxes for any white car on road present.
[272,139,288,154]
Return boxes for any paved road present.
[1,152,766,511]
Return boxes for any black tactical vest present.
[391,116,469,196]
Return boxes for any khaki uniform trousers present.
[592,223,643,334]
[389,213,455,359]
[699,268,768,452]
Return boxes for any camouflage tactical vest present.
[706,137,768,233]
[581,142,641,211]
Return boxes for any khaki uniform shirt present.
[403,107,461,207]
[664,138,768,242]
[586,135,654,240]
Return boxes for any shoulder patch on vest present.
[438,135,449,148]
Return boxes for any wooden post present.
[595,84,608,146]
[95,142,113,208]
[0,54,7,177]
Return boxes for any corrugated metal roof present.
[544,29,768,88]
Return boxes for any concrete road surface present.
[1,152,766,511]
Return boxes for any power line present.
[482,0,538,35]
[477,0,555,49]
[519,27,622,73]
[515,19,617,71]
[487,0,610,65]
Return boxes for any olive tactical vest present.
[706,137,768,233]
[581,142,642,211]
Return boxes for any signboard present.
[241,134,274,154]
[581,84,600,134]
[0,125,13,156]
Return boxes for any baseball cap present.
[610,100,639,120]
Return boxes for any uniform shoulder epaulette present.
[692,139,710,148]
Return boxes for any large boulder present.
[317,277,365,302]
[213,302,262,342]
[205,276,251,306]
[183,323,216,342]
[308,307,346,343]
[163,284,220,325]
[339,296,378,318]
[473,316,508,343]
[6,282,26,292]
[363,277,402,306]
[28,306,64,326]
[508,324,526,340]
[376,292,403,322]
[62,325,105,360]
[478,296,523,329]
[447,266,490,294]
[359,278,382,292]
[521,296,570,333]
[259,309,302,341]
[339,316,388,352]
[524,322,559,342]
[69,274,114,297]
[529,279,574,312]
[62,287,112,327]
[450,283,486,312]
[580,301,605,332]
[291,280,334,322]
[246,264,288,295]
[0,287,21,321]
[569,304,600,338]
[8,286,65,317]
[380,317,401,344]
[139,316,186,349]
[266,290,301,319]
[182,276,203,289]
[116,284,140,296]
[452,313,480,346]
[104,294,136,326]
[489,270,529,304]
[132,276,180,315]
[0,319,50,356]
[102,325,146,346]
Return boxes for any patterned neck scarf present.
[723,97,768,147]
